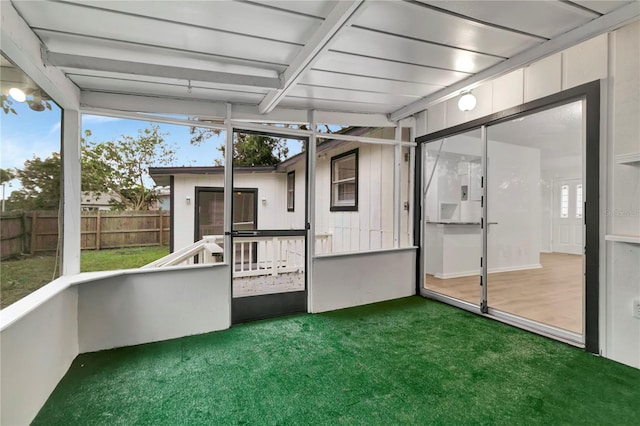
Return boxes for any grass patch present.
[1,246,169,309]
[80,246,169,273]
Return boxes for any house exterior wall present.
[415,23,640,368]
[171,135,413,255]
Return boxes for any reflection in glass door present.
[485,101,584,336]
[422,129,483,308]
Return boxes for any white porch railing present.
[143,233,333,277]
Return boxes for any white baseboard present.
[431,264,543,280]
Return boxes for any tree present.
[219,133,289,166]
[82,124,176,210]
[6,124,177,211]
[0,168,15,185]
[7,154,62,210]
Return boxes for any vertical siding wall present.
[415,23,640,368]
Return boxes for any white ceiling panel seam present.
[327,50,476,75]
[33,28,291,69]
[349,25,509,60]
[307,68,447,88]
[40,0,307,47]
[406,0,550,40]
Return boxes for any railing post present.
[272,237,278,276]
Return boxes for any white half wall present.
[78,264,231,353]
[0,286,79,426]
[311,248,416,313]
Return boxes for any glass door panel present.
[231,131,307,323]
[423,129,483,307]
[485,101,584,335]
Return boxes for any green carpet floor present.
[34,297,639,425]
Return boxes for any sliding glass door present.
[420,98,588,345]
[485,101,585,337]
[422,129,483,309]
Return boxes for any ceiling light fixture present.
[458,91,476,112]
[8,87,26,102]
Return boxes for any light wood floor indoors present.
[426,253,584,334]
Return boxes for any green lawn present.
[0,246,169,309]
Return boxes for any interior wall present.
[0,287,79,426]
[486,140,542,271]
[417,23,640,368]
[78,265,230,353]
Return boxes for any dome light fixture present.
[457,91,477,112]
[9,87,26,103]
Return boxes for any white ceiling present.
[8,0,637,119]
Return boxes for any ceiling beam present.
[0,2,80,109]
[258,0,363,114]
[44,52,282,89]
[80,91,228,117]
[390,1,640,122]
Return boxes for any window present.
[287,171,295,212]
[560,185,569,218]
[331,149,358,211]
[576,184,583,218]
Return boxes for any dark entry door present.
[231,130,308,324]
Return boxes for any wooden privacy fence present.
[0,210,170,260]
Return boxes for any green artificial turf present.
[34,297,640,425]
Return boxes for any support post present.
[307,110,317,312]
[393,125,401,248]
[62,109,82,275]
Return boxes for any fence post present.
[30,212,38,254]
[95,211,102,250]
[159,211,163,246]
[21,212,26,253]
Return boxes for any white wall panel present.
[312,248,416,312]
[427,102,446,133]
[563,34,608,89]
[492,69,524,113]
[1,288,78,425]
[524,53,562,102]
[78,265,230,353]
[607,242,640,367]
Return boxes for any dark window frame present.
[330,148,359,212]
[287,171,295,212]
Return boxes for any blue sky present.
[1,101,230,197]
[1,101,307,198]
